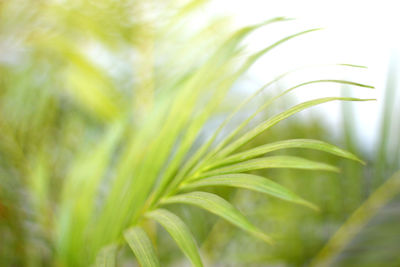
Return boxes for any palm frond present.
[0,0,375,266]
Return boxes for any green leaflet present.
[146,209,203,267]
[181,174,317,210]
[212,17,291,64]
[123,227,160,267]
[239,28,322,73]
[161,191,273,244]
[95,244,118,267]
[208,139,364,169]
[216,97,374,158]
[201,156,339,178]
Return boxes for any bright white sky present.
[207,0,400,153]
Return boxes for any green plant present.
[0,1,374,266]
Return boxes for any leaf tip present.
[339,63,368,69]
[258,232,274,245]
[303,201,320,212]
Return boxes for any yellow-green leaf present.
[146,209,203,267]
[161,191,272,244]
[123,226,160,267]
[182,174,317,210]
[202,156,339,177]
[209,139,364,169]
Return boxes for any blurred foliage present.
[0,0,396,267]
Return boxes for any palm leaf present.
[124,226,160,267]
[201,156,339,177]
[181,173,318,210]
[208,139,364,169]
[161,191,273,244]
[146,209,203,267]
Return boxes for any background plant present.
[201,65,400,266]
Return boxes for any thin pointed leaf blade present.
[211,139,364,168]
[240,28,322,72]
[123,227,160,267]
[213,16,291,62]
[182,174,317,210]
[161,191,272,244]
[146,209,203,267]
[202,156,339,177]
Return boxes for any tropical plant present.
[0,0,374,266]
